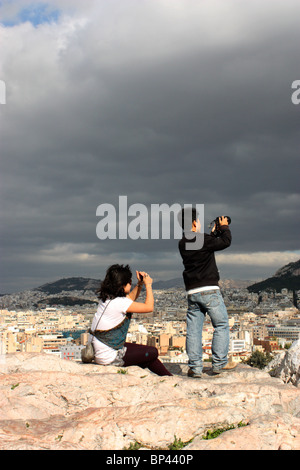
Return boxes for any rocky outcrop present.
[0,352,299,450]
[265,339,300,387]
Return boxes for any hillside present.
[35,277,101,295]
[36,296,97,307]
[34,276,252,294]
[1,263,294,308]
[248,259,300,293]
[35,276,185,293]
[0,347,299,450]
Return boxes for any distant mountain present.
[153,278,184,289]
[219,279,253,289]
[35,276,252,295]
[247,259,300,293]
[37,296,97,307]
[0,275,254,309]
[275,259,300,278]
[35,277,101,295]
[153,277,252,290]
[35,276,184,294]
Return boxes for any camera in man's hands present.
[209,216,231,236]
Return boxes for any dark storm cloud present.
[0,0,299,292]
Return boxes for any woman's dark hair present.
[96,264,132,302]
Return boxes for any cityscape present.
[1,280,299,365]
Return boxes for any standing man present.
[178,208,236,377]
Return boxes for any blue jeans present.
[186,289,229,373]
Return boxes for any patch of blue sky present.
[1,2,61,27]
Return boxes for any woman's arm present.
[127,282,143,301]
[127,271,144,301]
[126,274,154,313]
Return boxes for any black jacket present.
[178,226,232,291]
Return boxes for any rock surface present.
[0,352,299,450]
[265,339,300,387]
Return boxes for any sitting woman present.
[90,264,172,376]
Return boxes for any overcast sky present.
[0,0,299,293]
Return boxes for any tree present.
[244,350,273,369]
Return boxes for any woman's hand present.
[143,273,153,286]
[136,270,145,284]
[136,271,152,286]
[127,271,154,313]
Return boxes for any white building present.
[230,339,247,353]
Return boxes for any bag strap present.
[90,299,112,335]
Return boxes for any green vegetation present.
[11,383,19,390]
[202,421,247,440]
[168,436,193,450]
[124,423,248,450]
[125,441,142,450]
[243,350,273,369]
